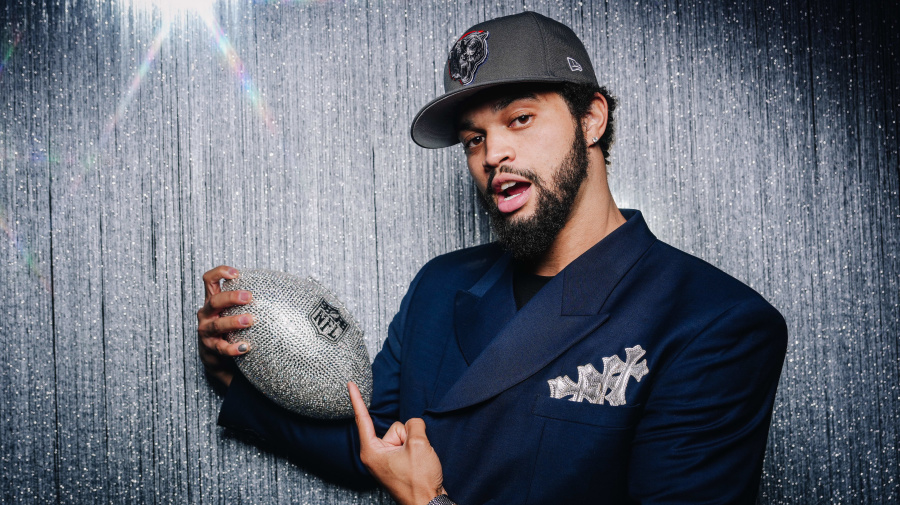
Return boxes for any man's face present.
[457,90,589,263]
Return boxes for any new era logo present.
[567,57,583,72]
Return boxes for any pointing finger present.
[348,381,376,443]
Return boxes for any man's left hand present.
[348,382,446,505]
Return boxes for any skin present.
[349,381,445,505]
[196,265,253,387]
[197,88,625,503]
[458,90,625,276]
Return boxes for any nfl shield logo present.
[309,299,349,343]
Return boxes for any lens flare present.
[66,4,277,199]
[4,5,275,292]
[198,8,276,132]
[0,28,23,79]
[101,20,170,146]
[64,20,171,195]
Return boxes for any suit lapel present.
[432,209,657,414]
[453,253,514,365]
[434,271,609,413]
[454,274,516,365]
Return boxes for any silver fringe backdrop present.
[1,0,897,503]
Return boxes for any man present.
[197,12,787,505]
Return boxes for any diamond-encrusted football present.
[221,269,372,419]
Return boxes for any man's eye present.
[464,135,484,150]
[511,114,532,126]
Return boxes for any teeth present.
[503,193,520,201]
[500,181,516,191]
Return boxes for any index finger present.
[203,265,239,300]
[348,381,377,443]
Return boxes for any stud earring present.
[591,137,600,144]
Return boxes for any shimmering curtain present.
[0,0,897,503]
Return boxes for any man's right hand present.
[197,265,255,387]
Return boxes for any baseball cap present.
[410,11,599,149]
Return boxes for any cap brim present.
[409,76,575,149]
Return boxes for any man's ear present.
[581,92,608,145]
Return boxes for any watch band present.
[427,494,457,505]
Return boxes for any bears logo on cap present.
[448,30,489,85]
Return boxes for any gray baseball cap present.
[410,11,599,149]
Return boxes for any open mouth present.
[495,180,532,214]
[499,180,530,200]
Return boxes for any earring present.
[591,137,599,144]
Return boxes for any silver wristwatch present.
[427,494,457,505]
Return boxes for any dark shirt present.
[513,265,553,309]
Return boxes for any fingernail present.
[239,315,252,326]
[239,291,251,302]
[238,343,248,353]
[228,267,239,276]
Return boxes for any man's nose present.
[482,134,515,171]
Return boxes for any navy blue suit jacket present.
[219,209,788,504]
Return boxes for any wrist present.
[426,493,456,505]
[213,369,234,388]
[202,361,235,389]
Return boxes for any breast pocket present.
[526,396,641,504]
[532,395,641,428]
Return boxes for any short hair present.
[556,82,618,166]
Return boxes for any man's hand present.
[197,265,254,387]
[348,382,446,505]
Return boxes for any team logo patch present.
[308,299,349,343]
[448,30,489,85]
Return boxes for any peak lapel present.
[430,210,657,414]
[433,271,610,414]
[454,262,516,365]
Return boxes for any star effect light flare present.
[5,4,275,289]
[76,2,278,193]
[100,19,170,146]
[198,8,276,132]
[65,20,170,196]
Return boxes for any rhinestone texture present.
[0,0,897,502]
[221,269,372,419]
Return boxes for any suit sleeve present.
[628,297,788,504]
[216,265,429,488]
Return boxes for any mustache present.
[485,166,545,195]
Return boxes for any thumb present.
[404,418,430,445]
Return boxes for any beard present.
[477,125,590,265]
